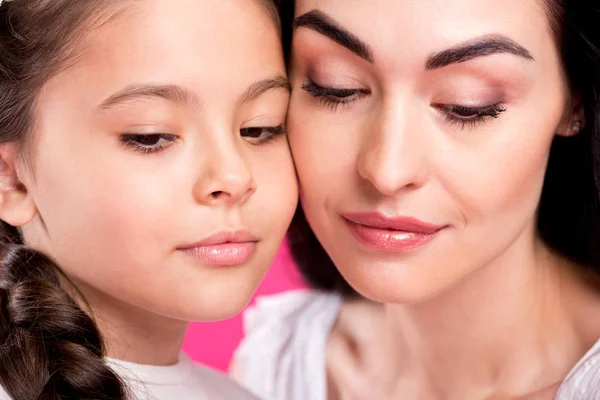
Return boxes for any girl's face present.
[18,0,297,321]
[289,0,580,303]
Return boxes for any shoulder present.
[556,339,600,399]
[244,289,342,331]
[232,289,343,400]
[235,290,343,357]
[189,363,260,399]
[0,386,11,400]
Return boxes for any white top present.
[0,353,259,400]
[234,290,600,400]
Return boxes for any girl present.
[235,0,600,399]
[0,0,297,398]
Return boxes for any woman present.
[0,0,296,398]
[234,0,600,399]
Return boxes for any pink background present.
[182,241,306,371]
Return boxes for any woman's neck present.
[378,228,597,398]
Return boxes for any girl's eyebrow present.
[95,76,290,113]
[239,76,290,104]
[95,83,201,112]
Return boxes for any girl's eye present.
[119,133,178,154]
[434,103,506,129]
[240,125,287,144]
[301,81,370,111]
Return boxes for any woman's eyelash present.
[119,133,178,154]
[301,81,370,110]
[301,80,506,130]
[434,103,506,129]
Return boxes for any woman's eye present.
[119,133,178,154]
[434,103,506,129]
[240,125,287,144]
[301,81,370,111]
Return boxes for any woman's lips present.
[178,230,259,266]
[342,212,446,251]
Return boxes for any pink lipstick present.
[179,230,258,266]
[342,212,445,252]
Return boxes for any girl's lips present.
[178,230,259,266]
[181,242,257,266]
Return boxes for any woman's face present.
[289,0,579,303]
[17,0,297,321]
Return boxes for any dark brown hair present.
[0,1,132,398]
[0,0,284,398]
[282,0,600,297]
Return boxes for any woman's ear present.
[0,144,36,227]
[557,93,586,137]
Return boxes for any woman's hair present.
[0,0,279,398]
[284,0,600,297]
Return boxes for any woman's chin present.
[336,258,466,305]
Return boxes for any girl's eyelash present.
[301,81,370,111]
[240,125,287,144]
[434,103,507,129]
[119,133,178,154]
[119,125,285,155]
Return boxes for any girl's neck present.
[378,226,598,398]
[73,282,189,366]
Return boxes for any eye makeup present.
[301,80,370,111]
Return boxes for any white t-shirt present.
[0,353,259,400]
[234,290,600,400]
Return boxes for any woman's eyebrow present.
[293,9,374,63]
[293,10,534,71]
[425,34,534,70]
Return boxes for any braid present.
[0,223,127,399]
[0,0,132,395]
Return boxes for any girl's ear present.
[0,144,36,227]
[557,93,586,137]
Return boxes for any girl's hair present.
[0,0,279,398]
[284,1,600,297]
[0,2,131,398]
